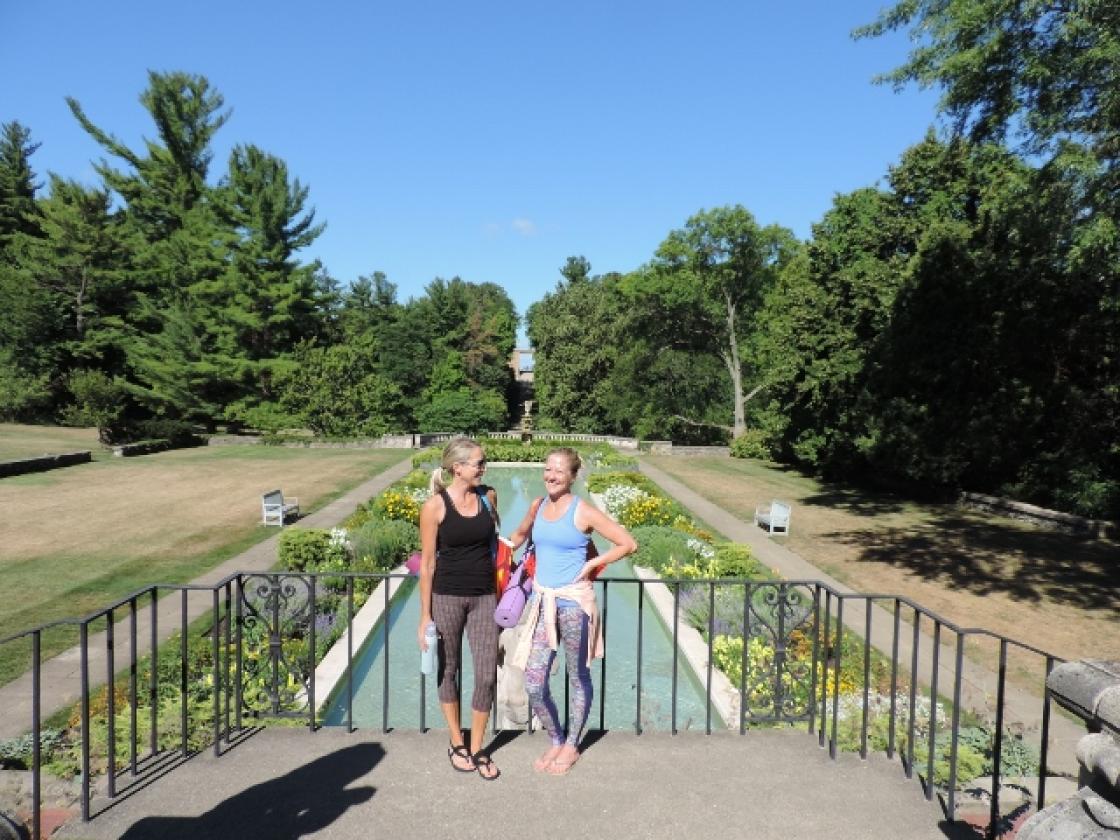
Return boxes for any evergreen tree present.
[0,121,41,251]
[210,143,327,425]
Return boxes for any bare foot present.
[533,744,564,772]
[545,745,579,775]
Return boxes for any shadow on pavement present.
[116,741,383,839]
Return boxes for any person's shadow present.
[118,742,383,839]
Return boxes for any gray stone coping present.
[1048,660,1120,736]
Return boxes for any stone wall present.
[0,450,91,478]
[961,492,1119,540]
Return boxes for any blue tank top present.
[533,496,590,589]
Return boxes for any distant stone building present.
[510,348,534,384]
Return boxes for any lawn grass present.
[643,455,1120,688]
[0,423,108,461]
[0,440,408,686]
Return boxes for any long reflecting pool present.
[322,467,713,731]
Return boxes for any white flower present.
[686,537,715,560]
[600,484,649,517]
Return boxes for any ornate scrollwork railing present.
[237,573,314,718]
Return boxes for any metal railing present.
[0,573,1062,839]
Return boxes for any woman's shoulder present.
[421,490,446,517]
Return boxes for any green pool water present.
[321,467,714,731]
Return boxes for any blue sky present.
[2,1,940,342]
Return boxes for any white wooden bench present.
[261,489,299,526]
[754,500,791,535]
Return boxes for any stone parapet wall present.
[0,450,91,478]
[664,445,731,457]
[960,491,1119,540]
[112,437,204,457]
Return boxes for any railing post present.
[861,599,872,760]
[309,575,317,732]
[348,577,356,734]
[888,598,900,759]
[212,588,221,756]
[808,585,820,737]
[926,621,941,800]
[599,579,608,731]
[80,622,90,822]
[906,610,920,778]
[235,576,244,732]
[1038,656,1054,814]
[32,630,41,840]
[149,587,158,757]
[989,639,1008,836]
[635,581,644,736]
[741,581,752,735]
[671,581,680,735]
[774,582,786,725]
[129,597,138,775]
[181,589,188,758]
[819,589,832,747]
[947,632,965,821]
[830,598,843,759]
[706,581,715,735]
[106,609,116,798]
[224,582,232,744]
[382,573,390,734]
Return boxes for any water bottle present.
[420,622,438,675]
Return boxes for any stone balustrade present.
[1019,660,1120,837]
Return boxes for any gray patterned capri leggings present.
[430,592,499,712]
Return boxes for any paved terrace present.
[56,728,969,840]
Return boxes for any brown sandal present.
[473,750,501,781]
[448,743,475,773]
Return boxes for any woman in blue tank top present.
[505,447,637,775]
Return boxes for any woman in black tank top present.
[417,437,502,780]
[433,487,495,595]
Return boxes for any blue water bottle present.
[420,622,438,675]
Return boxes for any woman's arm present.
[505,497,543,549]
[574,503,637,581]
[417,494,443,650]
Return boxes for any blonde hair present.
[547,446,582,478]
[428,437,483,494]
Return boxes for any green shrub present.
[730,428,772,460]
[350,519,420,574]
[587,471,660,493]
[629,525,699,572]
[0,729,64,770]
[400,469,431,491]
[586,449,638,469]
[278,528,349,572]
[957,725,1041,778]
[712,543,761,577]
[411,447,442,468]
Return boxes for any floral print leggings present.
[524,603,593,747]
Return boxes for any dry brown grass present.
[645,455,1120,672]
[0,442,407,682]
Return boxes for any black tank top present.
[433,489,495,596]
